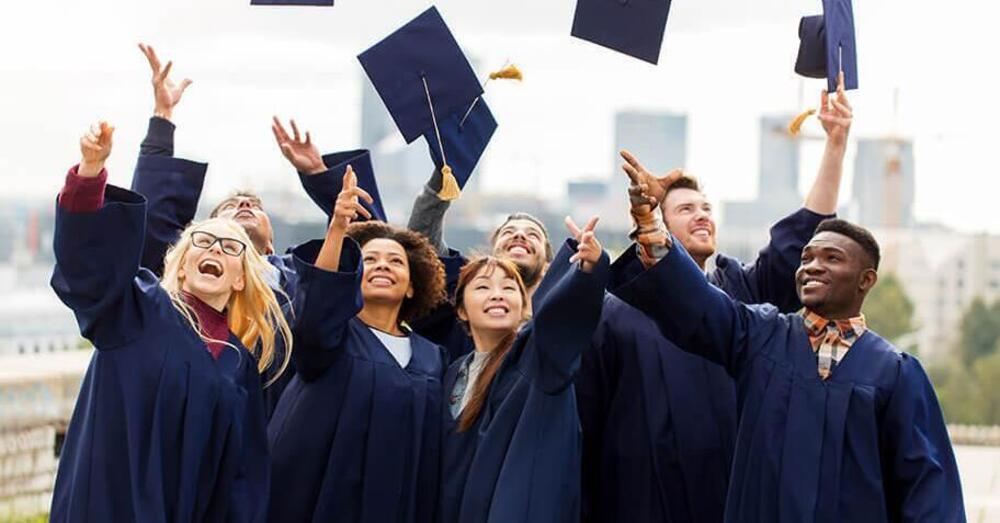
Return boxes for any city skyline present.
[1,0,996,234]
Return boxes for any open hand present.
[139,43,192,121]
[272,116,326,175]
[331,166,375,231]
[565,215,602,273]
[818,71,852,147]
[620,150,684,210]
[79,121,115,178]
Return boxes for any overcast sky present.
[1,0,996,232]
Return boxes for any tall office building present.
[722,115,802,227]
[613,111,687,176]
[847,138,915,229]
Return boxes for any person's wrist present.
[302,162,327,176]
[78,160,105,178]
[153,107,173,121]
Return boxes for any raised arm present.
[722,79,851,311]
[528,217,610,394]
[51,122,151,349]
[609,237,780,378]
[882,355,965,522]
[271,117,386,225]
[289,167,373,380]
[804,71,852,215]
[130,43,206,274]
[407,168,452,256]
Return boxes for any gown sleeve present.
[609,238,781,378]
[287,238,365,381]
[297,150,382,224]
[129,154,208,275]
[528,238,610,394]
[51,168,151,349]
[718,208,831,312]
[881,354,966,522]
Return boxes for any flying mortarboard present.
[424,97,498,194]
[358,6,491,201]
[250,0,334,5]
[321,149,388,222]
[570,0,674,65]
[795,0,859,92]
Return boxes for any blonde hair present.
[161,217,292,386]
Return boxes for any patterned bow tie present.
[802,310,867,380]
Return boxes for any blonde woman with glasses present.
[50,121,292,522]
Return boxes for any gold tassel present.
[489,64,523,81]
[437,165,461,201]
[788,109,816,136]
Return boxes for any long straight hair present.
[454,256,529,431]
[161,217,292,386]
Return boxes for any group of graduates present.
[48,43,966,523]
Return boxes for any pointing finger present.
[564,216,582,238]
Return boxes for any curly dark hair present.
[346,221,446,323]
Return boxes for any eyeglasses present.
[191,231,247,257]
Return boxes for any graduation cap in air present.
[570,0,674,65]
[358,6,496,201]
[795,0,859,92]
[321,149,388,222]
[251,0,333,5]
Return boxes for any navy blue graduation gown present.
[577,207,830,523]
[610,240,966,523]
[129,154,342,417]
[267,239,446,523]
[50,185,270,522]
[438,240,609,523]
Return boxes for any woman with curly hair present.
[267,166,448,522]
[50,121,292,522]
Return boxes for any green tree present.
[957,298,1000,365]
[929,358,986,424]
[863,272,915,345]
[973,350,1000,424]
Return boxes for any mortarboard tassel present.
[788,109,816,136]
[438,165,461,200]
[459,61,523,129]
[488,63,523,81]
[422,75,461,201]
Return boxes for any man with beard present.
[406,166,555,361]
[408,75,854,522]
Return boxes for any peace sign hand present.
[331,165,375,231]
[272,116,326,175]
[139,43,192,121]
[565,215,602,273]
[79,121,115,178]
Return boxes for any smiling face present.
[212,193,275,255]
[360,238,413,308]
[796,231,877,318]
[491,218,548,287]
[661,188,716,266]
[179,221,247,308]
[457,263,526,337]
